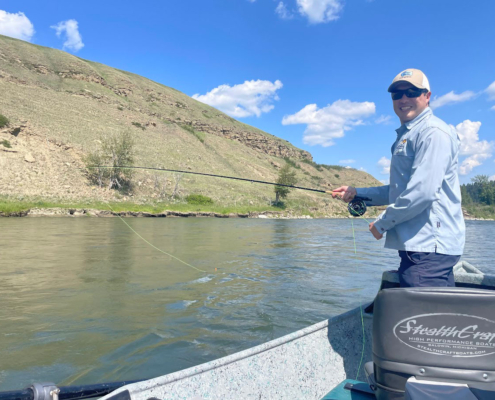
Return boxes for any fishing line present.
[93,164,371,372]
[351,218,366,380]
[105,202,206,273]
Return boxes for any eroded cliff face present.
[0,43,312,161]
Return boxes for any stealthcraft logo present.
[393,313,495,357]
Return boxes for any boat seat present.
[367,287,495,400]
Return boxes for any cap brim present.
[388,80,427,92]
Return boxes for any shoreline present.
[0,207,319,219]
[1,207,492,221]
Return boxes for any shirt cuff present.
[373,213,396,234]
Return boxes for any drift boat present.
[3,261,494,400]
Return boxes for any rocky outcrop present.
[160,117,312,161]
[191,121,312,160]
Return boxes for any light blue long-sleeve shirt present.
[356,108,465,255]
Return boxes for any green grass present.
[0,195,386,218]
[0,197,289,216]
[0,114,9,128]
[180,124,205,143]
[301,159,323,171]
[1,139,11,148]
[463,204,495,220]
[301,159,348,172]
[283,157,301,169]
[186,194,213,205]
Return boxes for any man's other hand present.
[331,186,357,203]
[369,222,383,240]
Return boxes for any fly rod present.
[84,165,371,216]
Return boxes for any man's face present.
[392,82,431,124]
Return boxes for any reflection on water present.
[0,218,493,390]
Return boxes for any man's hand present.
[369,222,383,240]
[331,186,357,203]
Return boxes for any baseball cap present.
[388,69,430,92]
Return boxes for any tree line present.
[461,175,495,206]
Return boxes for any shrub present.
[274,163,297,204]
[131,122,146,130]
[84,130,135,191]
[323,164,345,171]
[1,139,11,148]
[0,114,9,128]
[186,194,214,205]
[301,159,323,171]
[283,157,300,169]
[334,174,340,178]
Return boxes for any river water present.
[0,218,493,390]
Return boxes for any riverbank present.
[3,199,492,220]
[0,197,353,219]
[2,206,492,220]
[7,207,315,219]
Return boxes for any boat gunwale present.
[102,304,368,398]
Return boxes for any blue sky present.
[1,0,495,184]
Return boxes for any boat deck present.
[321,379,375,400]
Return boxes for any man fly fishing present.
[332,69,465,288]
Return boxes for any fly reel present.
[348,197,367,217]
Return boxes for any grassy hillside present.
[0,34,382,217]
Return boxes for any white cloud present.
[454,120,494,175]
[491,105,495,111]
[276,2,294,19]
[377,156,390,174]
[486,81,495,100]
[358,167,367,172]
[339,159,355,164]
[490,175,495,182]
[380,179,389,185]
[282,99,375,147]
[0,10,34,42]
[296,0,344,24]
[192,79,283,118]
[375,115,392,125]
[430,90,476,109]
[51,19,84,52]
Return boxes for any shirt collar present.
[396,107,432,135]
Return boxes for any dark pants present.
[398,251,461,288]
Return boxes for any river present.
[0,218,493,390]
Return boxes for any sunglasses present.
[391,88,428,101]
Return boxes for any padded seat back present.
[372,287,495,400]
